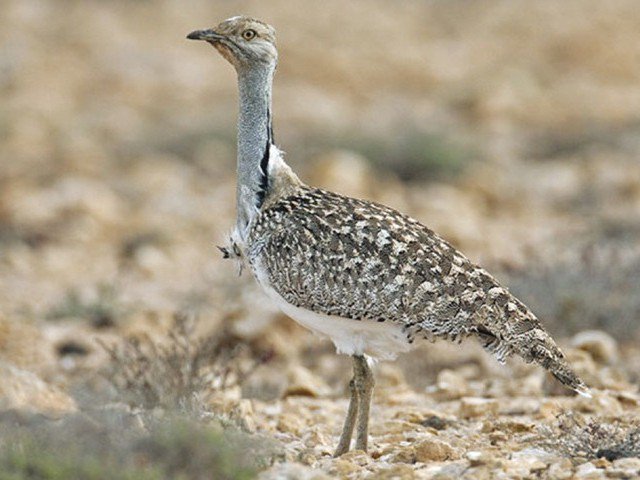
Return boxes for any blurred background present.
[1,0,640,477]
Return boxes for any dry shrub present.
[99,314,256,412]
[536,412,640,460]
[0,411,278,480]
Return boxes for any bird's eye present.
[242,29,257,40]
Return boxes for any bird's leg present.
[354,355,374,452]
[334,375,359,457]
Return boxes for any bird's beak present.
[186,29,225,42]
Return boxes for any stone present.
[259,462,331,480]
[340,450,370,466]
[285,364,331,398]
[329,459,363,477]
[229,399,256,432]
[459,397,499,418]
[390,445,417,464]
[277,412,306,437]
[376,363,408,389]
[592,458,609,469]
[435,369,469,400]
[133,245,169,275]
[574,462,605,479]
[0,316,55,373]
[371,420,419,436]
[609,457,640,479]
[465,451,492,466]
[492,419,534,433]
[420,414,453,431]
[302,426,329,448]
[547,459,574,480]
[571,330,618,364]
[370,464,418,479]
[503,456,549,478]
[488,431,508,444]
[0,361,76,417]
[414,438,457,462]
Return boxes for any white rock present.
[609,457,640,478]
[259,462,331,480]
[435,369,469,400]
[285,364,331,398]
[574,462,605,479]
[459,397,499,418]
[0,361,77,416]
[571,330,618,364]
[466,450,492,466]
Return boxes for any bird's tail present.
[474,300,590,397]
[524,332,591,397]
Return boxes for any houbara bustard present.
[187,16,589,456]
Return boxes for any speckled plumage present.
[239,184,587,393]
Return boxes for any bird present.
[187,16,589,457]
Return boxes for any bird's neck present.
[236,65,276,235]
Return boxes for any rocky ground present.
[1,0,640,478]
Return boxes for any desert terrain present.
[1,1,639,478]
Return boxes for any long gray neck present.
[235,64,275,236]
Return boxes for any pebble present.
[458,397,499,418]
[285,365,331,398]
[302,426,329,449]
[259,463,331,480]
[369,464,417,479]
[389,445,417,464]
[465,450,492,466]
[277,412,307,437]
[0,361,77,417]
[229,399,256,432]
[488,431,508,444]
[574,462,605,479]
[414,438,457,462]
[609,457,640,478]
[503,456,548,478]
[329,459,364,477]
[547,458,574,480]
[371,420,420,436]
[486,419,534,433]
[340,450,371,467]
[571,330,618,364]
[435,369,469,400]
[0,317,56,373]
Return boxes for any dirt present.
[1,1,640,479]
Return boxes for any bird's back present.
[245,186,587,394]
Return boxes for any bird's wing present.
[248,187,587,394]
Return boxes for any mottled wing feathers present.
[247,187,587,393]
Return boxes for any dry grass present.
[0,412,278,480]
[99,314,256,413]
[536,412,640,461]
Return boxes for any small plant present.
[99,314,256,412]
[536,412,640,460]
[47,284,122,328]
[0,412,276,480]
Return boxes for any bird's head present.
[187,16,277,71]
